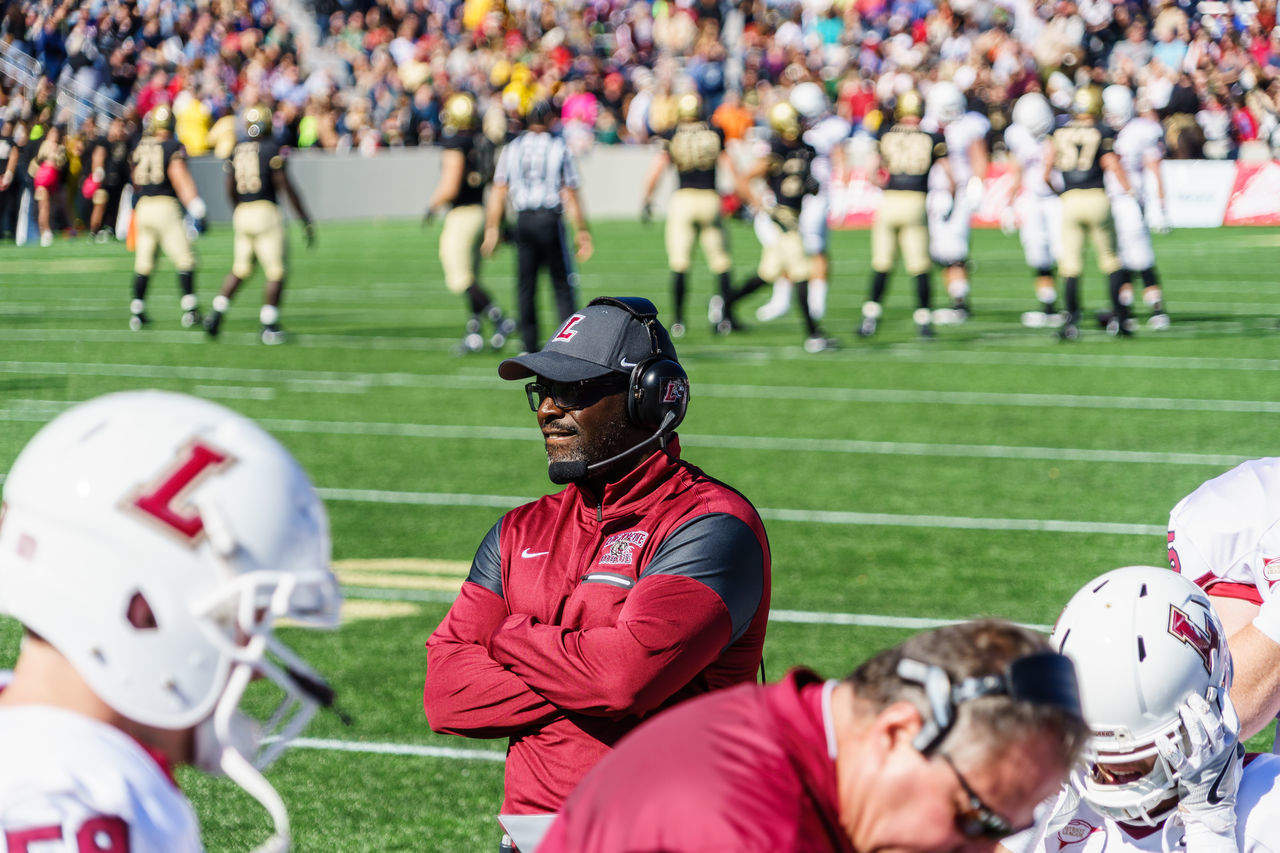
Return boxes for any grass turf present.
[0,217,1277,851]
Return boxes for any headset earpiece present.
[587,296,690,432]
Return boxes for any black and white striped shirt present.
[493,131,580,213]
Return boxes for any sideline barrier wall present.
[189,148,1280,228]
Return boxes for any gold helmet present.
[244,104,272,139]
[145,104,174,135]
[767,101,800,141]
[895,90,923,120]
[676,92,702,123]
[1072,85,1103,118]
[444,93,478,130]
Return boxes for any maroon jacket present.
[423,438,771,813]
[539,669,854,852]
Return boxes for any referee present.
[482,100,592,354]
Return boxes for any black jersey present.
[102,134,134,189]
[131,136,185,198]
[440,128,496,208]
[1051,119,1115,191]
[764,136,818,229]
[878,122,947,193]
[227,138,284,205]
[661,121,724,191]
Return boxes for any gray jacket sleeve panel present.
[640,512,765,644]
[466,520,504,598]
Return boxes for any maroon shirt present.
[424,438,770,813]
[540,669,854,852]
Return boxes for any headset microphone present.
[548,410,679,485]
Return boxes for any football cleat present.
[1058,312,1081,341]
[931,307,968,325]
[803,335,839,353]
[204,310,223,338]
[1148,311,1171,330]
[1020,309,1063,329]
[181,309,203,328]
[918,322,936,339]
[261,323,286,345]
[707,295,724,326]
[857,316,878,338]
[1105,316,1135,337]
[129,312,150,331]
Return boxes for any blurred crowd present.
[2,0,1280,176]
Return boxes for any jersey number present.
[881,131,932,176]
[129,441,234,542]
[132,143,165,187]
[234,144,263,194]
[1053,128,1100,172]
[6,816,129,852]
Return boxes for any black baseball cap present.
[498,297,679,383]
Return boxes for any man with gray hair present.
[539,620,1087,852]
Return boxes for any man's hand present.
[575,229,593,262]
[481,226,500,257]
[1000,205,1017,235]
[1158,691,1243,853]
[1151,206,1172,235]
[304,221,316,248]
[422,206,437,228]
[640,200,652,225]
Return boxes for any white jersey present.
[802,114,852,193]
[0,704,204,852]
[1169,456,1280,606]
[1004,754,1280,853]
[1005,123,1055,198]
[938,112,990,189]
[1105,117,1163,200]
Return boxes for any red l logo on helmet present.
[128,440,236,543]
[1168,604,1219,675]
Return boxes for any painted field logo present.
[600,531,649,565]
[1057,819,1093,845]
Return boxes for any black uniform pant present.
[514,208,576,353]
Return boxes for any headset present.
[587,296,689,433]
[897,651,1082,754]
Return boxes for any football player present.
[1006,93,1065,328]
[425,92,516,352]
[858,90,949,339]
[0,389,343,853]
[925,80,989,324]
[128,104,207,331]
[1044,86,1133,341]
[1168,457,1280,749]
[205,104,315,345]
[727,101,835,352]
[639,92,737,338]
[1099,86,1170,333]
[1002,566,1272,853]
[755,82,852,325]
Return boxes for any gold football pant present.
[666,188,732,275]
[133,195,195,274]
[440,204,485,294]
[1059,188,1120,278]
[871,190,929,275]
[231,199,286,281]
[757,229,810,282]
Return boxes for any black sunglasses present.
[939,753,1030,840]
[525,377,626,412]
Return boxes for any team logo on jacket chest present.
[1057,819,1096,847]
[599,531,649,565]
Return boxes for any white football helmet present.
[0,390,341,852]
[790,82,829,121]
[925,81,966,126]
[1012,92,1055,140]
[1050,566,1233,827]
[1103,85,1135,129]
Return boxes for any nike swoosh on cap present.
[620,358,638,368]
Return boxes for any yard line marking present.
[317,486,1165,536]
[192,384,277,401]
[289,737,507,763]
[0,402,1253,468]
[333,558,471,575]
[2,363,1280,413]
[768,609,1050,632]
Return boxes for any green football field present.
[0,217,1277,851]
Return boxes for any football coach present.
[423,296,771,851]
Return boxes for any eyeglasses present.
[525,378,626,412]
[939,753,1030,840]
